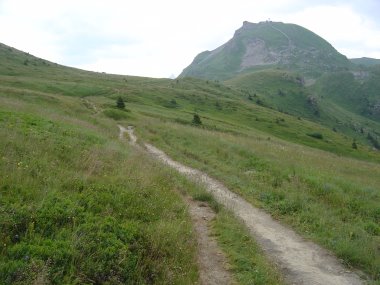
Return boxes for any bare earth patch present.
[187,198,234,285]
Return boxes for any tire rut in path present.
[118,125,233,285]
[187,197,233,285]
[119,125,364,285]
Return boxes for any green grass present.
[0,97,199,284]
[212,210,283,285]
[312,70,380,121]
[138,119,380,282]
[226,69,314,117]
[103,108,131,120]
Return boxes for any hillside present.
[1,42,379,283]
[179,21,350,80]
[0,44,203,284]
[351,57,380,67]
[225,69,312,116]
[312,67,380,121]
[224,68,380,147]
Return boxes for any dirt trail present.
[118,125,233,285]
[119,125,364,285]
[187,198,233,285]
[118,125,136,143]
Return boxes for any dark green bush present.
[116,96,125,109]
[307,132,323,139]
[192,114,202,125]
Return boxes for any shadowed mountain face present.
[179,21,351,80]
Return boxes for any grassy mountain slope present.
[1,43,379,283]
[225,69,313,116]
[0,45,204,283]
[179,21,380,150]
[225,68,380,149]
[312,69,380,119]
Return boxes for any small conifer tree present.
[352,139,358,149]
[116,97,125,109]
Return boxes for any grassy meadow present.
[0,92,204,284]
[1,44,379,283]
[0,48,287,283]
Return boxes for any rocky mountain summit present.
[180,21,350,80]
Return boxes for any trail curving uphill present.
[119,125,364,285]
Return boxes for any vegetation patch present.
[213,210,283,285]
[307,132,323,139]
[0,107,198,284]
[103,108,130,120]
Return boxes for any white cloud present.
[279,4,380,58]
[0,0,379,77]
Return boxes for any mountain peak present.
[180,21,350,80]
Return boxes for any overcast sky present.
[1,0,379,78]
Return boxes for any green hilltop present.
[179,21,350,80]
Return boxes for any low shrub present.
[307,132,323,139]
